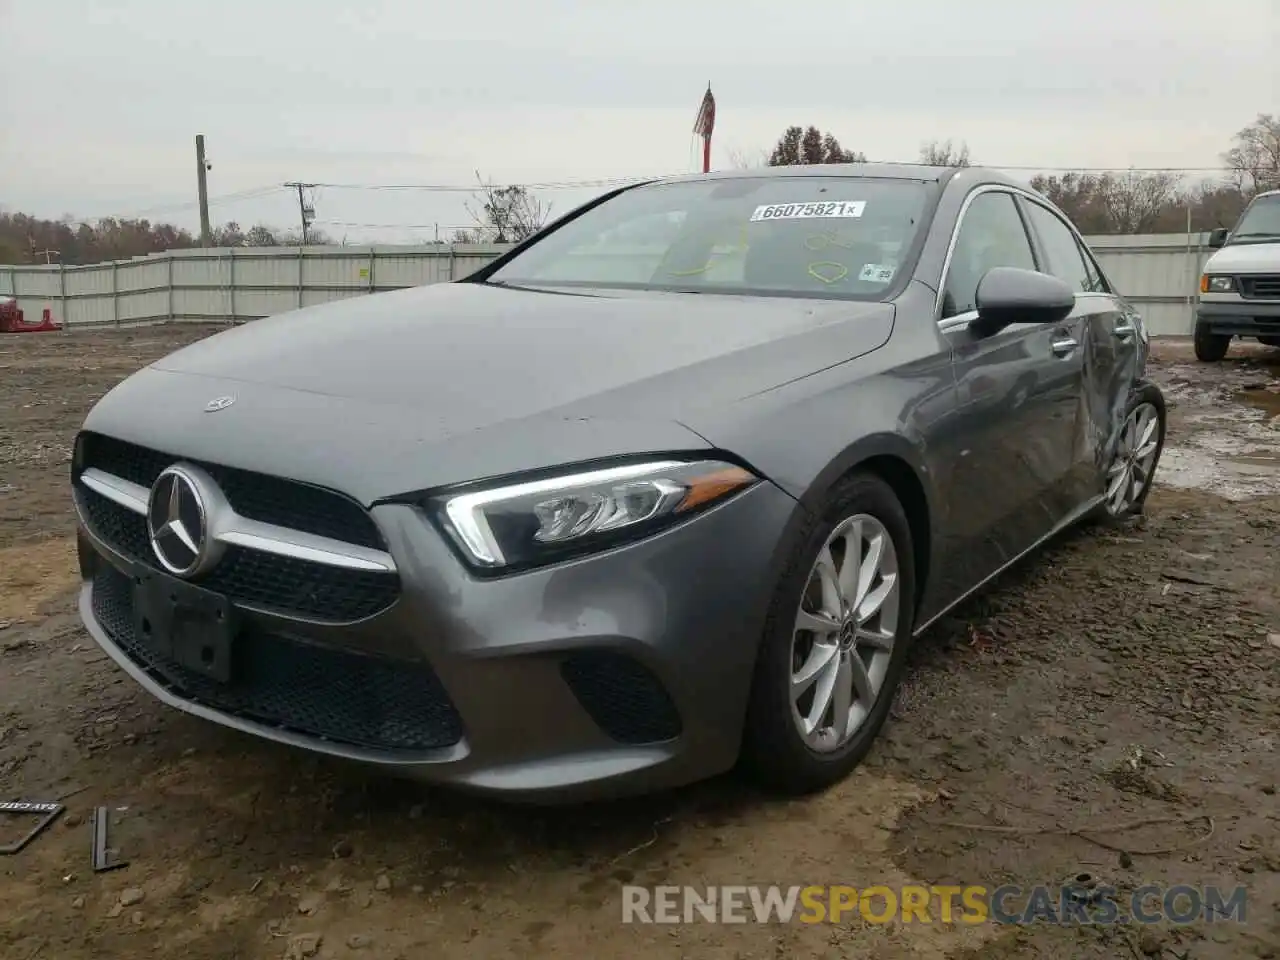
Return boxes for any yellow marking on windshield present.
[807,261,849,284]
[804,231,860,252]
[662,225,748,278]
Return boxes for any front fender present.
[681,332,957,613]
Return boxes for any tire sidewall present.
[1105,382,1167,519]
[744,472,916,790]
[1193,322,1229,362]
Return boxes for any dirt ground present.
[1,325,1278,960]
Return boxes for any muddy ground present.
[1,325,1277,960]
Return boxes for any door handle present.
[1114,321,1136,340]
[1050,336,1078,357]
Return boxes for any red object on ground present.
[0,300,63,333]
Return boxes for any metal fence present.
[0,233,1213,336]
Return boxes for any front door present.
[1017,196,1143,507]
[933,189,1086,592]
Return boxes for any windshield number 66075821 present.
[749,201,866,222]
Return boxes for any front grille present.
[78,432,384,549]
[74,431,399,623]
[1239,275,1280,300]
[561,651,682,744]
[91,564,463,752]
[78,490,398,622]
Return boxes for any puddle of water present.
[1236,386,1280,418]
[1232,457,1280,470]
[1157,446,1280,500]
[1153,359,1280,499]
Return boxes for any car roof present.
[651,163,1029,191]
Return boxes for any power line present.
[315,219,474,229]
[990,165,1233,173]
[301,165,1239,194]
[41,161,1249,231]
[68,186,282,225]
[302,175,659,192]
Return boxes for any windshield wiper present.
[1231,232,1280,240]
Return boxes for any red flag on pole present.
[693,84,716,138]
[693,84,715,173]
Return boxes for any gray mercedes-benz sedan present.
[73,164,1166,801]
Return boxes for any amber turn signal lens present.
[676,466,757,512]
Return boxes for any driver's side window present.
[942,191,1037,319]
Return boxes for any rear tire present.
[742,472,916,795]
[1193,322,1230,362]
[1094,382,1167,522]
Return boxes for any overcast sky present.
[2,0,1277,244]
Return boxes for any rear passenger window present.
[1023,201,1093,294]
[942,192,1037,318]
[1075,238,1109,293]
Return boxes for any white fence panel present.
[0,235,1217,336]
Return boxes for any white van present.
[1194,188,1280,361]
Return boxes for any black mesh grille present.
[1239,275,1280,300]
[90,564,463,752]
[78,489,398,623]
[77,431,384,549]
[561,651,681,744]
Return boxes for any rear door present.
[1017,197,1138,509]
[936,189,1087,586]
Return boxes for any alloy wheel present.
[1106,401,1160,515]
[790,514,901,752]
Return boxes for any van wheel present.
[1193,322,1230,362]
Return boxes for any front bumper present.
[76,480,800,802]
[1196,300,1280,337]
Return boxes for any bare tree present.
[1029,172,1106,231]
[727,146,770,170]
[245,225,279,247]
[767,126,866,165]
[464,173,552,243]
[1222,113,1280,197]
[919,139,972,167]
[1184,179,1250,229]
[1097,170,1183,234]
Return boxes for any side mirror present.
[1207,227,1229,249]
[970,267,1075,335]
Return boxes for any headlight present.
[1200,274,1234,294]
[433,459,759,570]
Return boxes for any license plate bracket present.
[132,566,239,683]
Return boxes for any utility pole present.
[285,182,316,244]
[195,134,213,246]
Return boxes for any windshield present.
[484,176,934,299]
[1232,194,1280,241]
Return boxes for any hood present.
[87,282,895,501]
[149,282,890,413]
[1204,241,1280,274]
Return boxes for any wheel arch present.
[794,434,937,618]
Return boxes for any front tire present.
[742,472,916,795]
[1193,322,1230,362]
[1097,382,1167,521]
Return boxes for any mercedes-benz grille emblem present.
[147,465,221,578]
[205,396,235,413]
